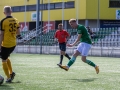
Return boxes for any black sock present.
[65,53,71,60]
[60,55,63,64]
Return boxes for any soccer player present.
[60,19,99,74]
[0,6,21,83]
[55,23,71,66]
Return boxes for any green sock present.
[86,59,96,67]
[67,56,76,67]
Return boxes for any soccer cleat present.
[10,72,16,81]
[59,65,69,71]
[6,78,12,83]
[57,63,63,69]
[57,63,61,66]
[95,66,99,74]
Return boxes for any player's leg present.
[7,58,15,80]
[62,43,71,60]
[63,43,71,60]
[1,47,11,82]
[65,53,71,60]
[7,58,13,75]
[59,50,80,71]
[57,43,64,66]
[7,58,16,80]
[81,43,99,74]
[60,50,64,65]
[7,46,16,80]
[61,51,71,60]
[60,43,83,71]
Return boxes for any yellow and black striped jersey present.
[0,16,19,47]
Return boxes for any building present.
[0,0,120,31]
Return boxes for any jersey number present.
[9,23,17,32]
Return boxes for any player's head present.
[3,6,12,16]
[58,23,63,30]
[86,26,90,29]
[69,19,78,29]
[86,26,91,32]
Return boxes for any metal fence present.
[15,27,120,57]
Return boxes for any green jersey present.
[77,24,92,44]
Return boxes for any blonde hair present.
[4,6,12,13]
[69,18,76,23]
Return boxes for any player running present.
[0,6,22,83]
[60,19,99,74]
[54,23,71,67]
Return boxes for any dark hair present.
[58,23,63,26]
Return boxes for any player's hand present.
[54,39,58,42]
[16,35,22,39]
[67,44,73,47]
[54,39,58,44]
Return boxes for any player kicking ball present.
[60,19,99,74]
[54,23,71,67]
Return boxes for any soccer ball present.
[0,75,4,85]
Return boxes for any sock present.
[67,56,76,67]
[86,59,96,67]
[60,55,63,64]
[7,58,13,74]
[65,53,71,60]
[2,62,10,79]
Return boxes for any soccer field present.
[0,54,120,90]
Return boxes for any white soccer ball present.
[0,75,4,85]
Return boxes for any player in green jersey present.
[60,19,99,74]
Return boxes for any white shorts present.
[76,42,91,56]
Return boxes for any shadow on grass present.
[0,81,21,89]
[0,84,14,89]
[11,81,21,84]
[68,78,98,82]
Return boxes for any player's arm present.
[65,31,70,42]
[0,20,5,49]
[67,27,82,47]
[67,34,81,47]
[54,31,57,39]
[16,28,20,35]
[54,31,58,42]
[16,22,22,39]
[0,31,4,48]
[16,28,22,39]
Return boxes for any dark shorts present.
[0,46,16,60]
[59,42,66,51]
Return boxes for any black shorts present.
[59,42,66,51]
[0,46,16,60]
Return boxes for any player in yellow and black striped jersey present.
[0,6,22,83]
